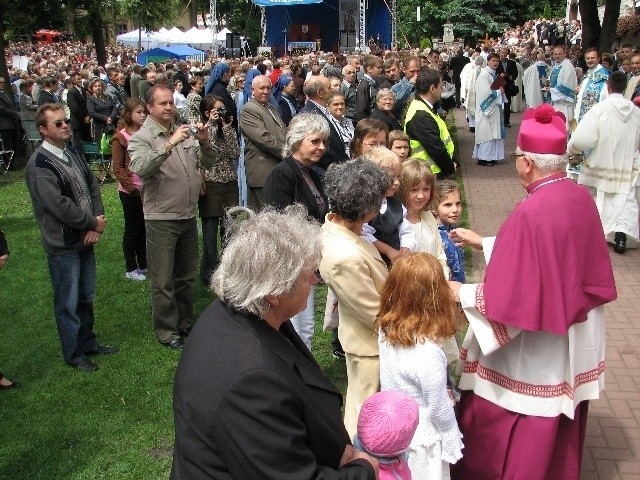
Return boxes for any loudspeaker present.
[225,48,242,59]
[226,33,242,49]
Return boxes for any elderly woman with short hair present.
[319,159,391,440]
[369,88,402,133]
[172,207,378,480]
[263,112,329,349]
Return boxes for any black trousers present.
[119,190,147,272]
[504,96,512,125]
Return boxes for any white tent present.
[165,27,185,43]
[116,29,167,49]
[116,26,235,50]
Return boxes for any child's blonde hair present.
[376,253,457,346]
[362,146,401,171]
[399,158,437,211]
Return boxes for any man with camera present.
[129,84,216,349]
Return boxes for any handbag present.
[100,133,113,155]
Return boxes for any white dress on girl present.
[379,332,464,479]
[409,210,459,362]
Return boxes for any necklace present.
[526,176,569,199]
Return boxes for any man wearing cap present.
[449,104,617,480]
[568,71,640,254]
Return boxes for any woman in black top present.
[369,88,402,133]
[263,112,330,348]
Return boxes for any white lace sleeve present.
[416,343,464,464]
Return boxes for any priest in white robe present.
[473,53,505,166]
[549,45,577,131]
[569,71,640,254]
[575,48,609,124]
[463,55,485,132]
[523,53,549,108]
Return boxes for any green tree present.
[120,0,181,32]
[191,0,261,43]
[394,0,566,45]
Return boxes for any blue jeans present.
[47,248,98,365]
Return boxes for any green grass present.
[0,171,345,480]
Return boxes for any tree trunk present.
[188,0,198,28]
[599,0,621,53]
[579,0,601,49]
[87,4,107,66]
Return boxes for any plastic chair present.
[82,141,111,185]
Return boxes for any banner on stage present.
[253,0,322,5]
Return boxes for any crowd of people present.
[0,20,636,478]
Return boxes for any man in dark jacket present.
[496,47,519,127]
[299,76,349,171]
[67,72,90,151]
[25,103,116,371]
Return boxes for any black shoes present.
[477,160,496,166]
[505,123,512,128]
[72,358,99,372]
[87,344,119,356]
[469,127,475,133]
[162,337,185,350]
[614,232,627,254]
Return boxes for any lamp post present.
[283,27,287,57]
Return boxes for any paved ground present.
[454,108,640,480]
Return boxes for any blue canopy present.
[137,45,206,65]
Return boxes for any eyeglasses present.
[306,138,327,146]
[509,152,524,161]
[49,119,71,128]
[363,142,386,148]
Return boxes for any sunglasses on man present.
[50,119,71,128]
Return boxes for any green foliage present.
[120,0,182,31]
[396,0,448,48]
[394,0,567,45]
[0,0,66,38]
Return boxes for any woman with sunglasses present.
[262,112,330,350]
